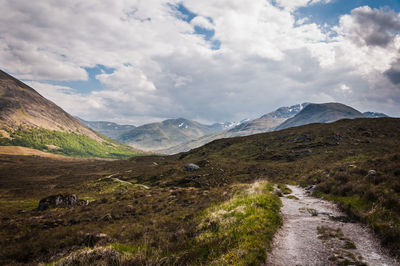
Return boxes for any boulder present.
[37,194,88,211]
[184,163,200,171]
[368,170,377,175]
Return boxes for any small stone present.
[184,163,200,171]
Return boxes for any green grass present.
[192,181,282,265]
[0,128,140,159]
[310,159,400,254]
[111,243,140,255]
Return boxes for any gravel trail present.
[266,185,398,266]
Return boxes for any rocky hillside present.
[275,103,365,131]
[78,118,136,140]
[118,118,227,151]
[0,70,140,158]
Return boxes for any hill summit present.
[275,103,365,130]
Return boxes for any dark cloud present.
[349,7,400,47]
[385,59,400,85]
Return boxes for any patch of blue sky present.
[295,0,400,27]
[47,65,114,94]
[174,3,221,50]
[175,3,197,22]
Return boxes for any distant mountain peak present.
[271,103,310,119]
[275,102,364,131]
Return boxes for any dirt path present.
[266,185,398,266]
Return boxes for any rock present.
[83,233,111,247]
[37,194,88,211]
[184,163,200,171]
[100,213,113,222]
[368,170,377,175]
[305,185,316,194]
[293,135,312,143]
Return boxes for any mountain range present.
[158,103,310,154]
[79,101,390,155]
[157,102,389,154]
[116,118,231,151]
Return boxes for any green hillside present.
[0,127,141,159]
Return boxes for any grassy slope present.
[0,117,399,264]
[52,181,281,265]
[0,127,141,159]
[191,181,281,265]
[182,117,400,255]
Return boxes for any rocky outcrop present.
[37,194,88,211]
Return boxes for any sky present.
[1,0,400,125]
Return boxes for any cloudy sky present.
[1,0,400,125]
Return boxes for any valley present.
[1,117,400,264]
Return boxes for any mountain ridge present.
[159,103,310,154]
[0,70,140,158]
[117,117,229,151]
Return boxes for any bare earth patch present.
[266,185,398,266]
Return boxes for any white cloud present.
[97,65,157,93]
[1,0,400,125]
